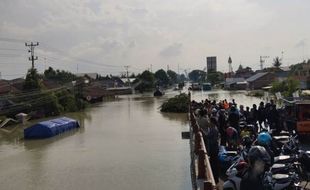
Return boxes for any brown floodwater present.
[0,89,263,190]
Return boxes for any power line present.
[0,37,27,43]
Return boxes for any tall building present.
[206,56,217,72]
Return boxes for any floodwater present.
[0,89,264,190]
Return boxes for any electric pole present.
[25,42,39,69]
[259,56,269,70]
[124,65,130,87]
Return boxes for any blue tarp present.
[24,117,80,139]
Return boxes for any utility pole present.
[124,65,130,87]
[150,64,153,72]
[260,56,269,70]
[25,42,39,69]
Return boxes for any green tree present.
[44,67,77,84]
[273,57,282,68]
[23,68,42,90]
[271,77,299,97]
[154,69,169,86]
[167,70,178,84]
[207,72,224,85]
[135,70,155,91]
[188,70,206,82]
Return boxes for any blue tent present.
[24,117,80,139]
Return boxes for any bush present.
[271,78,299,97]
[160,93,189,113]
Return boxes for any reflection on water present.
[191,89,263,108]
[161,113,188,125]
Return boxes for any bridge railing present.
[189,93,217,190]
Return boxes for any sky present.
[0,0,309,79]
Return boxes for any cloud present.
[159,43,182,58]
[295,39,307,48]
[0,0,310,78]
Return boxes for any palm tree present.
[273,57,282,68]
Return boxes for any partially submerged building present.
[246,72,275,90]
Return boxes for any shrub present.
[160,93,189,113]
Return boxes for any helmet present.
[212,108,217,113]
[248,145,271,166]
[226,127,238,139]
[242,135,252,147]
[240,130,251,139]
[257,132,272,146]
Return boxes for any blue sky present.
[0,0,309,79]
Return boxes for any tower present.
[228,56,233,73]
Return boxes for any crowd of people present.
[191,98,294,188]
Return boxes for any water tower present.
[228,56,233,73]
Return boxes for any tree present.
[273,57,282,68]
[154,69,169,86]
[271,77,299,97]
[23,68,42,90]
[238,64,243,71]
[167,70,178,84]
[207,72,224,85]
[188,70,206,82]
[44,67,76,84]
[135,70,155,91]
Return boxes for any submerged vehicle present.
[154,87,165,96]
[24,117,80,139]
[202,83,212,91]
[190,83,202,91]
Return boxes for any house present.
[275,70,290,82]
[0,79,23,95]
[291,62,310,89]
[76,73,99,80]
[97,76,125,88]
[42,79,62,89]
[246,72,275,90]
[234,67,254,79]
[9,78,25,92]
[224,78,246,90]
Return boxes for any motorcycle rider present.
[240,146,271,190]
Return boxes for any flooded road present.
[0,89,265,190]
[0,92,190,190]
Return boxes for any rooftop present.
[246,72,269,82]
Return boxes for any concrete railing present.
[189,93,217,190]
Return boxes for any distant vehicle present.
[190,83,202,91]
[154,87,165,96]
[202,83,212,91]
